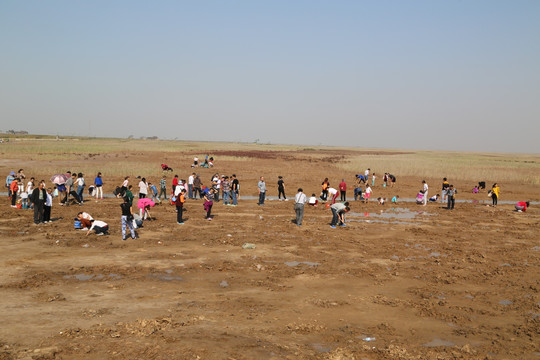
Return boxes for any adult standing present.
[231,174,239,206]
[339,179,347,201]
[193,174,202,199]
[138,177,148,199]
[222,176,231,205]
[30,181,47,224]
[441,178,449,203]
[94,172,104,200]
[188,173,195,199]
[294,188,307,226]
[491,183,500,207]
[277,176,287,201]
[119,176,129,198]
[76,173,85,203]
[159,175,167,201]
[43,188,53,222]
[212,174,221,202]
[125,185,134,207]
[257,177,266,205]
[17,169,26,194]
[321,178,330,201]
[422,180,429,206]
[6,171,16,198]
[172,175,179,195]
[364,168,370,184]
[120,196,137,240]
[446,184,456,210]
[175,188,186,224]
[9,177,19,207]
[26,178,35,199]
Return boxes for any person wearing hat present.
[9,177,19,207]
[203,187,215,220]
[6,171,16,198]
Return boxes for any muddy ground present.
[0,147,539,359]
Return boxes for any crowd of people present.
[5,165,532,237]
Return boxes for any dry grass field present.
[0,136,539,359]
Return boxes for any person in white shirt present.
[43,188,53,222]
[76,173,86,203]
[364,184,372,203]
[26,178,35,195]
[138,178,148,198]
[86,220,109,236]
[188,173,195,199]
[308,194,318,207]
[422,180,429,206]
[213,175,221,202]
[328,187,339,204]
[294,188,307,226]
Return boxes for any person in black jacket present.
[120,196,137,240]
[30,181,47,224]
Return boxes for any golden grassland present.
[340,152,540,185]
[1,135,539,184]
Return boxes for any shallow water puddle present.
[348,208,430,224]
[148,274,183,281]
[312,343,331,353]
[423,338,455,347]
[64,273,122,281]
[284,261,320,267]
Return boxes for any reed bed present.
[2,136,538,184]
[338,152,540,184]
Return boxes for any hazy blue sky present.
[1,1,539,153]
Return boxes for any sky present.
[1,1,539,153]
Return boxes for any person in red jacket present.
[339,179,347,201]
[172,175,179,195]
[515,201,530,212]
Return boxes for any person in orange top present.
[321,178,330,201]
[10,178,19,207]
[175,188,186,224]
